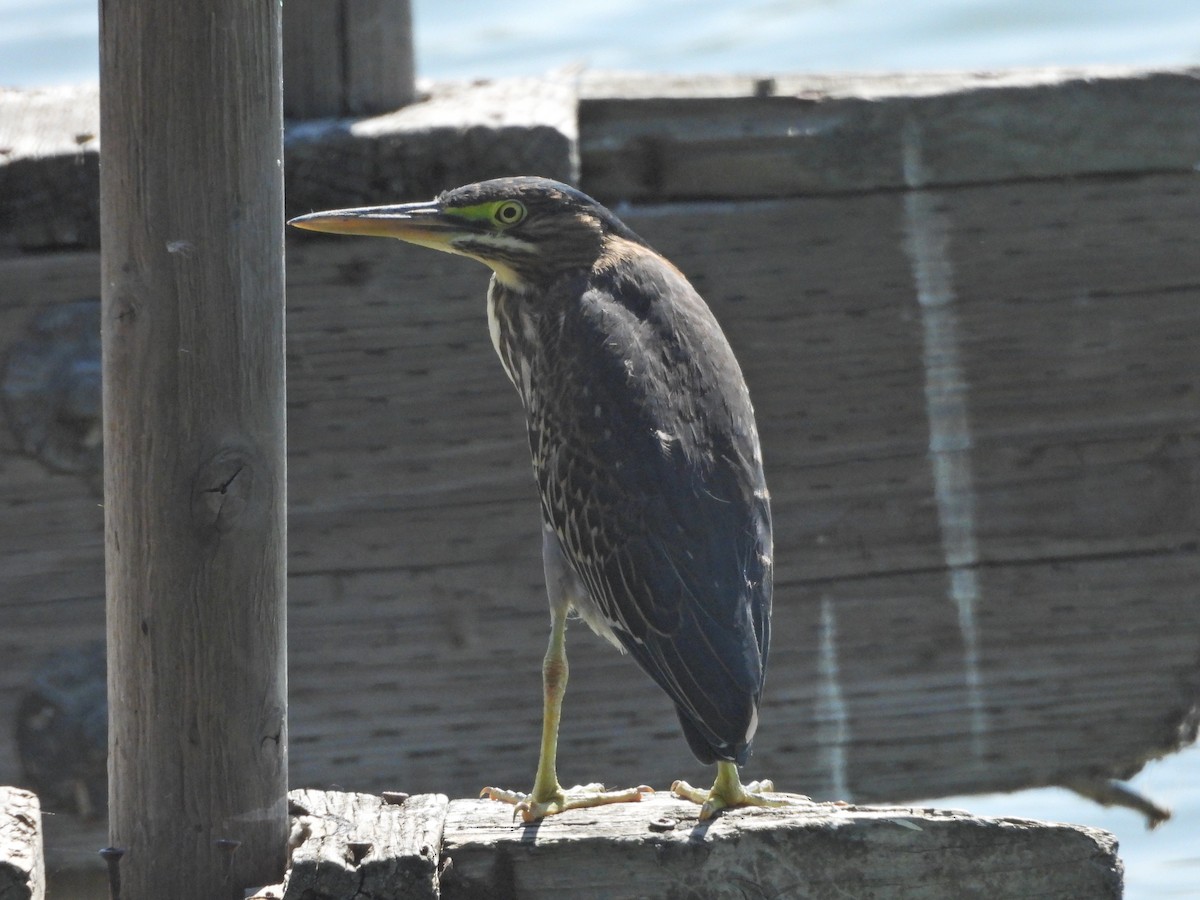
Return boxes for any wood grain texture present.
[15,69,1200,248]
[98,0,288,895]
[263,789,1121,900]
[0,786,43,900]
[342,1,416,117]
[282,0,415,119]
[578,68,1200,201]
[282,0,344,120]
[281,789,446,900]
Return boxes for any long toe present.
[481,786,529,805]
[482,782,652,822]
[670,779,710,805]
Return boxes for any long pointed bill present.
[287,201,459,252]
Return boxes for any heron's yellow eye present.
[493,200,526,227]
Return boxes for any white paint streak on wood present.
[816,595,851,799]
[901,118,987,760]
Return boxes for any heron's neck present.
[486,276,541,393]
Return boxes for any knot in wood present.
[191,446,264,536]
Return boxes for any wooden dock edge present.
[0,787,44,900]
[5,67,1200,251]
[576,67,1200,200]
[250,788,1123,900]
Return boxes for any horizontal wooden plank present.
[271,789,1122,900]
[579,68,1200,201]
[275,547,1200,813]
[7,69,1200,252]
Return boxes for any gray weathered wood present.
[99,0,288,895]
[341,1,416,117]
[18,68,1200,249]
[283,0,416,119]
[0,787,43,900]
[0,74,576,252]
[0,86,100,251]
[578,67,1200,200]
[278,790,448,900]
[261,790,1122,900]
[285,77,579,215]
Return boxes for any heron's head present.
[288,176,644,291]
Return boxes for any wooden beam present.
[11,69,1200,250]
[577,68,1200,201]
[254,789,1122,900]
[99,0,288,896]
[283,0,416,119]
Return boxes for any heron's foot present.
[481,782,652,822]
[673,762,809,821]
[671,777,783,820]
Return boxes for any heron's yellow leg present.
[672,761,803,821]
[481,603,650,821]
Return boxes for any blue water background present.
[2,2,1198,897]
[2,0,1199,87]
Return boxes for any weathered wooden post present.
[283,0,416,118]
[100,0,288,896]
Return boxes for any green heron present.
[290,177,780,821]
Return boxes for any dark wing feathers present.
[530,248,772,764]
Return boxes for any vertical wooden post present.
[100,0,288,896]
[283,0,416,119]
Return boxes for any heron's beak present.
[288,201,459,251]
